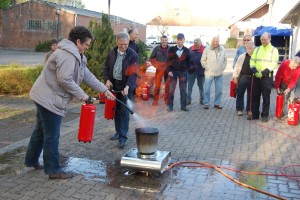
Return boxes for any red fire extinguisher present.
[104,93,116,120]
[99,93,106,104]
[142,82,150,101]
[230,80,236,98]
[287,103,300,126]
[275,93,284,118]
[78,97,96,143]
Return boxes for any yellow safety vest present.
[250,43,279,75]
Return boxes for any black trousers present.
[251,76,273,118]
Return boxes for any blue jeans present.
[168,71,187,109]
[187,72,204,102]
[203,75,223,106]
[115,92,130,143]
[236,75,252,112]
[25,102,62,174]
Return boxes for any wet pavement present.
[1,49,300,199]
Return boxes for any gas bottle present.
[142,82,150,101]
[275,93,284,118]
[104,93,116,120]
[78,97,96,143]
[99,93,106,104]
[287,103,300,126]
[230,80,236,98]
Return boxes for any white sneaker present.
[237,111,243,116]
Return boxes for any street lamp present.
[56,8,61,40]
[108,0,111,16]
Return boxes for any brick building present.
[0,0,146,50]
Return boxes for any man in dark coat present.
[150,35,170,106]
[103,31,138,148]
[167,33,190,112]
[187,38,205,105]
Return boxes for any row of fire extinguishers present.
[276,93,300,126]
[77,92,134,143]
[135,82,151,101]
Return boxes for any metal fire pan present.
[120,148,171,173]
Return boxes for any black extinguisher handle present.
[86,96,93,104]
[112,89,123,93]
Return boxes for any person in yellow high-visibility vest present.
[249,32,279,122]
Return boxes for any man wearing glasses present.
[233,35,252,69]
[103,32,138,148]
[249,32,279,122]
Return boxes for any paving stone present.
[1,49,300,199]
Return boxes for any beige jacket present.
[201,45,227,77]
[232,52,247,78]
[30,39,107,117]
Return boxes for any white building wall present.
[146,25,230,46]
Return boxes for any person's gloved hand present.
[251,67,258,74]
[261,68,270,76]
[255,72,263,78]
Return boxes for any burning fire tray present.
[120,148,171,174]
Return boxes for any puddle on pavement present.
[60,156,275,197]
[1,150,298,198]
[60,156,164,193]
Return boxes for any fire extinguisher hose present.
[115,97,134,114]
[93,95,134,114]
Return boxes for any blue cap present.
[177,33,185,39]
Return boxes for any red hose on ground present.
[164,161,290,200]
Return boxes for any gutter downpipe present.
[74,13,77,26]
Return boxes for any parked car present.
[146,37,159,46]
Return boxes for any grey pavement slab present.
[1,49,300,199]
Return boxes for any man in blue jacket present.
[232,35,252,68]
[187,38,205,105]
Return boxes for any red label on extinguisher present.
[287,103,299,126]
[288,109,294,121]
[142,87,149,101]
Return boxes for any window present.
[45,21,57,30]
[26,20,42,30]
[238,31,245,39]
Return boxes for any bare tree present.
[152,16,168,36]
